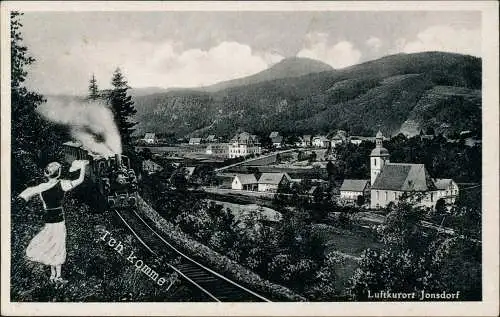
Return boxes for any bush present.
[137,197,306,301]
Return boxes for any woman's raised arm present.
[62,160,89,191]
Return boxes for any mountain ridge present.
[200,57,334,92]
[129,52,482,139]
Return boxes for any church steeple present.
[375,130,383,147]
[370,131,390,185]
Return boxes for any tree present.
[349,201,481,301]
[88,73,99,100]
[275,153,282,164]
[10,12,67,192]
[356,195,365,207]
[308,151,317,163]
[108,68,137,148]
[260,136,273,149]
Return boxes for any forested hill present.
[132,52,481,138]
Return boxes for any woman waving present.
[19,159,88,285]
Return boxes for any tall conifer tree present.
[108,68,137,148]
[88,73,99,100]
[11,12,66,191]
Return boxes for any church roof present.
[371,163,437,191]
[376,130,383,138]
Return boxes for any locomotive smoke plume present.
[37,97,122,157]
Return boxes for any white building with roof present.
[189,137,202,145]
[257,172,291,192]
[312,136,329,148]
[369,131,459,209]
[232,174,258,191]
[143,133,157,144]
[340,179,370,202]
[142,159,163,175]
[434,178,459,205]
[228,131,261,158]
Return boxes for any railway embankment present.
[136,196,306,302]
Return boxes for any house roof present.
[207,135,216,141]
[189,137,201,143]
[142,160,163,172]
[231,132,259,144]
[144,133,156,139]
[303,135,312,141]
[308,186,319,194]
[184,166,196,176]
[434,178,454,190]
[340,179,370,192]
[257,172,290,185]
[269,131,279,138]
[313,136,328,142]
[234,173,258,185]
[272,136,283,143]
[371,163,437,191]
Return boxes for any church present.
[369,131,459,209]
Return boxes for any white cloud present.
[296,33,362,69]
[366,36,382,52]
[26,39,284,94]
[391,25,481,57]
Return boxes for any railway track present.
[113,207,272,302]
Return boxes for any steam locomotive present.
[62,141,138,211]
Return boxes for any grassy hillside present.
[132,52,481,138]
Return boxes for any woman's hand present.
[70,160,89,172]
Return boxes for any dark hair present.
[44,162,61,179]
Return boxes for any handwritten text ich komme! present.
[100,229,168,286]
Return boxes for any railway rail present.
[113,207,272,302]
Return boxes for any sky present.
[19,11,481,95]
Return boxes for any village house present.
[257,172,291,192]
[300,135,312,147]
[231,174,258,191]
[142,159,163,175]
[340,179,370,203]
[272,135,284,148]
[228,131,262,158]
[349,137,363,145]
[143,133,157,144]
[312,135,329,148]
[183,166,197,181]
[269,131,283,148]
[189,137,202,145]
[369,131,459,209]
[434,178,460,205]
[206,135,217,143]
[330,136,344,148]
[269,131,279,138]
